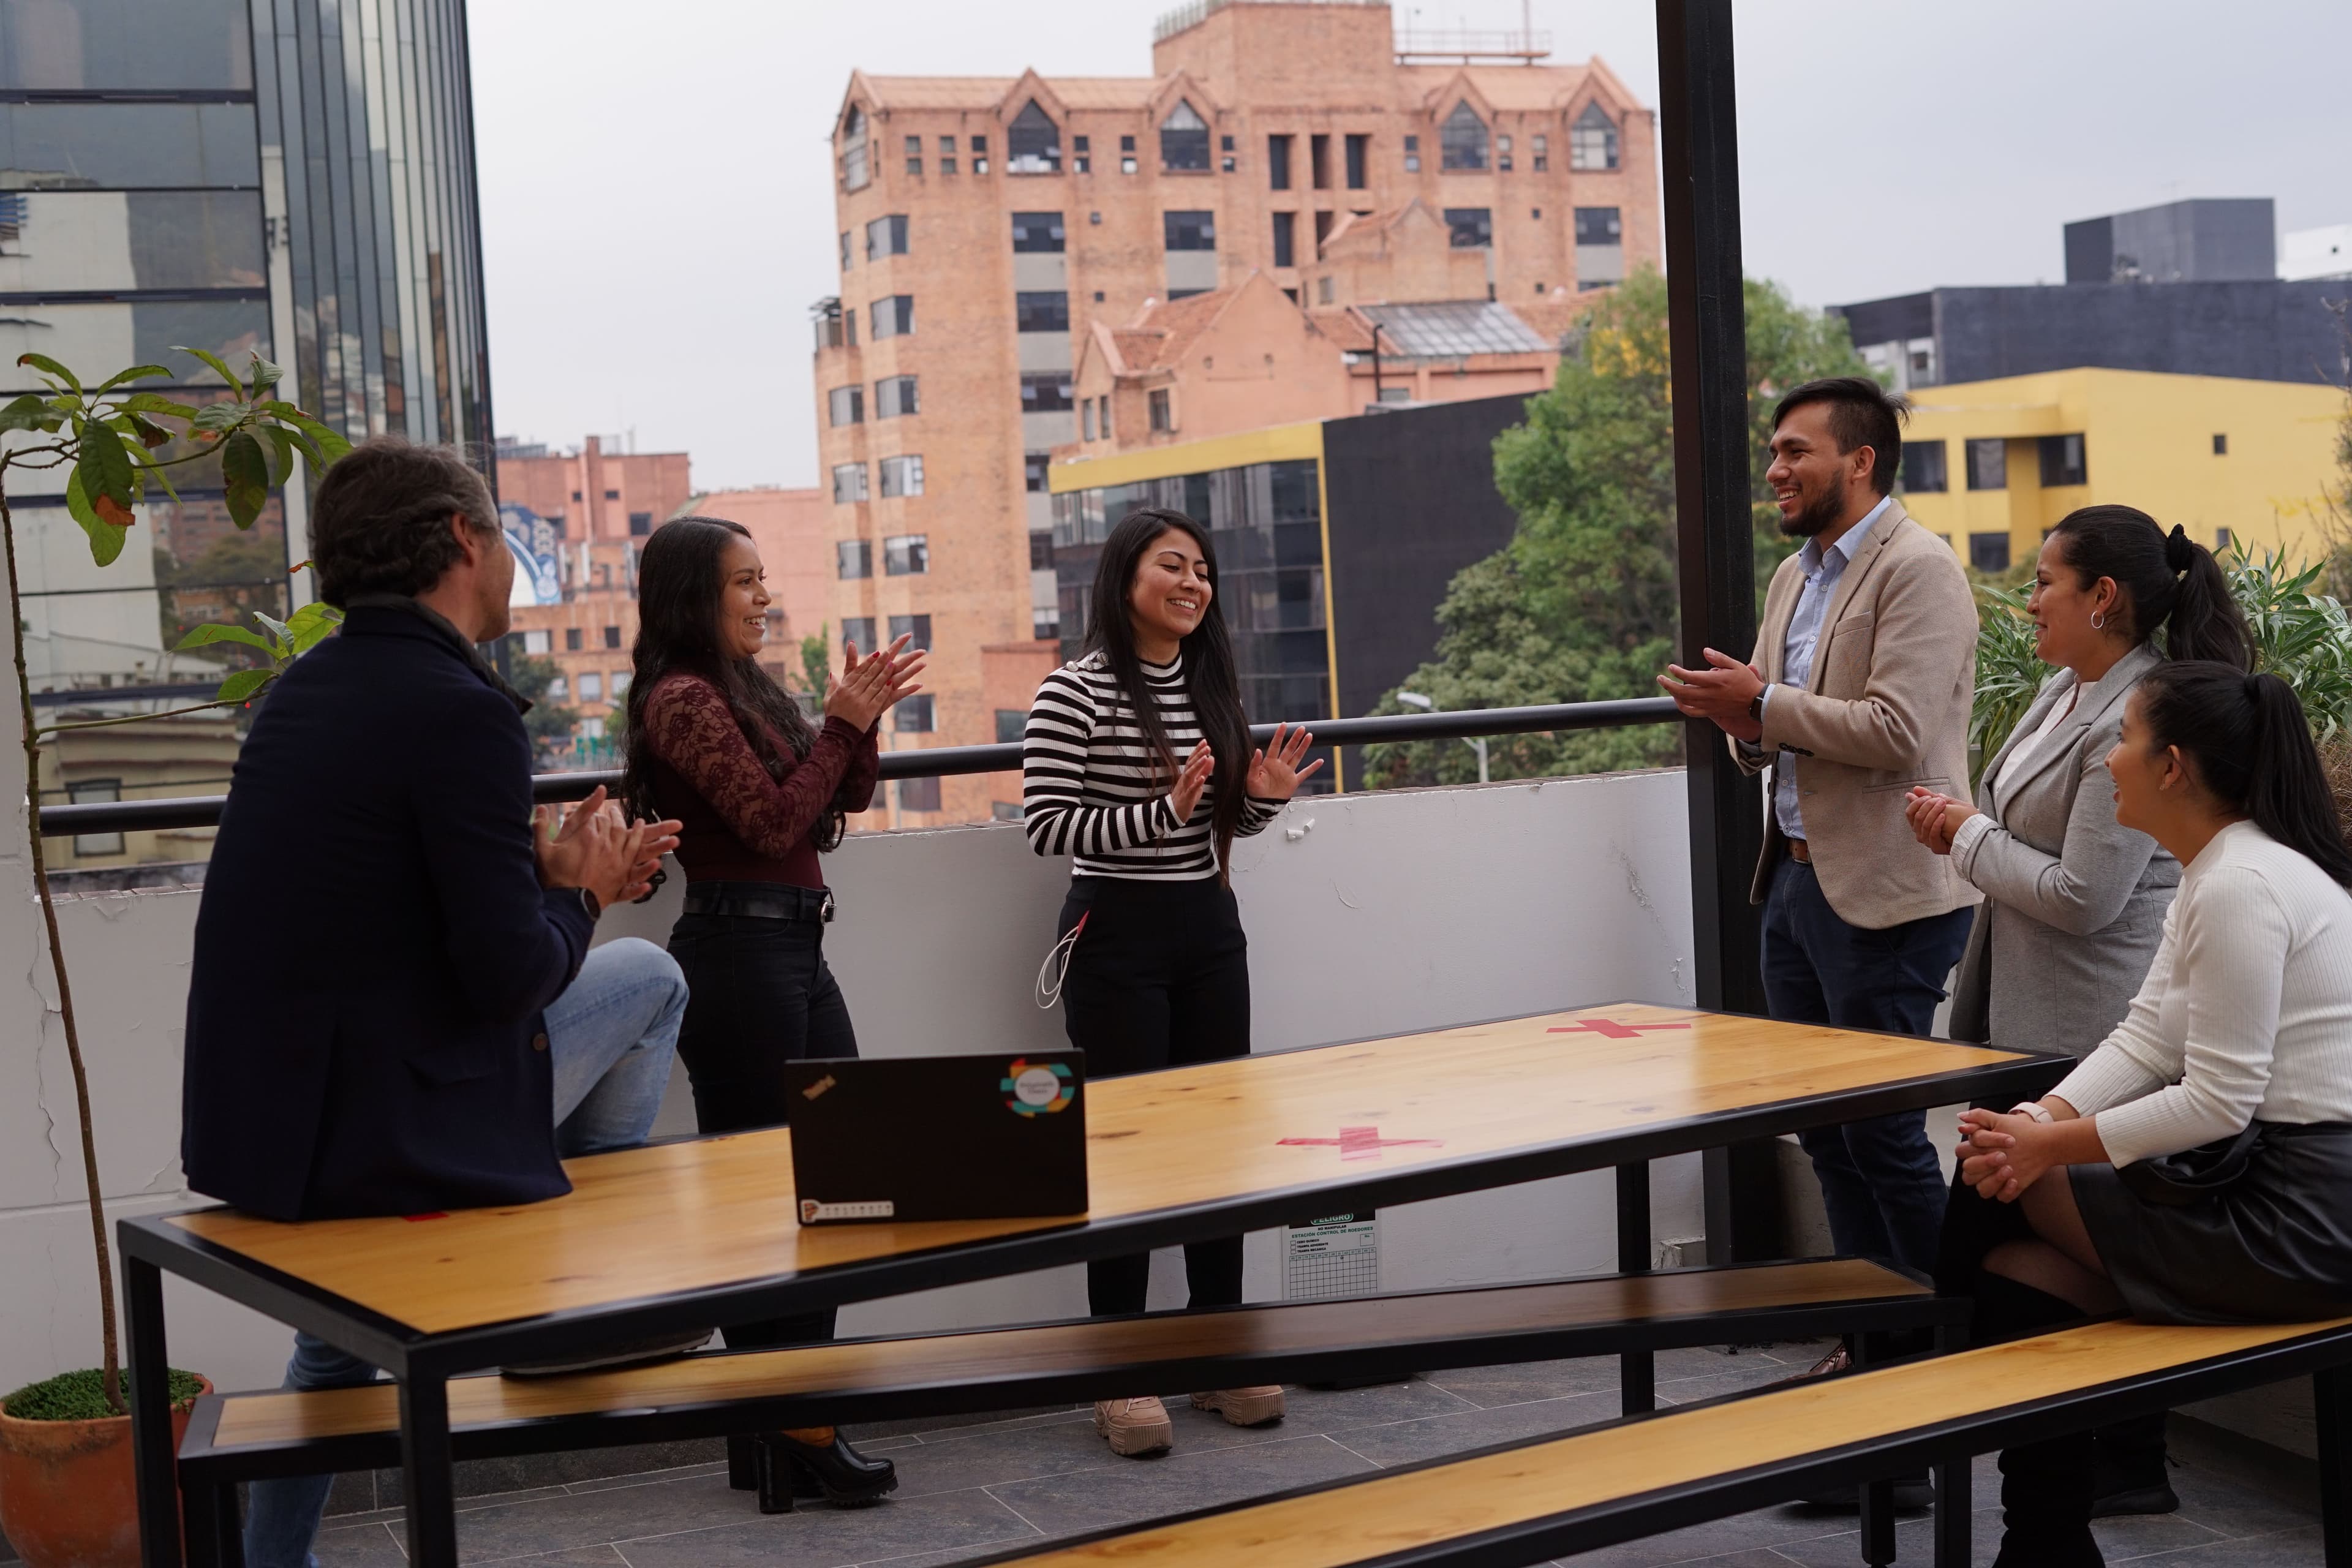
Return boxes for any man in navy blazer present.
[181,437,693,1568]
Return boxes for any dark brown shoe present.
[1773,1344,1850,1386]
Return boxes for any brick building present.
[815,0,1657,824]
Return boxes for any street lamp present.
[1395,691,1488,784]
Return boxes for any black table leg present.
[1616,1161,1654,1415]
[2319,1365,2351,1568]
[398,1374,461,1568]
[181,1479,243,1568]
[1847,1333,1894,1565]
[127,1254,184,1568]
[1931,1321,1970,1568]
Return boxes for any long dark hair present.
[2046,505,2250,668]
[2135,661,2352,886]
[1085,507,1252,876]
[622,515,845,851]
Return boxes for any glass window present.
[1016,291,1069,333]
[894,694,935,732]
[0,102,260,190]
[1,1,251,89]
[1444,208,1492,248]
[578,671,603,704]
[1569,102,1620,171]
[1966,438,2008,491]
[1025,451,1052,492]
[938,134,956,176]
[1160,100,1210,171]
[1011,211,1065,252]
[1901,440,1948,494]
[831,462,869,503]
[1082,399,1096,441]
[889,614,932,647]
[67,778,123,858]
[565,628,582,652]
[995,709,1026,744]
[870,294,914,338]
[2212,433,2228,456]
[840,105,870,191]
[1163,209,1215,251]
[1531,133,1549,172]
[884,533,929,575]
[1969,532,2011,573]
[1574,206,1622,245]
[1030,531,1054,569]
[1403,134,1421,174]
[1148,388,1172,432]
[1439,102,1488,171]
[837,539,872,579]
[604,625,622,648]
[866,214,910,258]
[903,134,922,175]
[627,511,651,537]
[842,617,876,652]
[1309,134,1330,190]
[1497,134,1514,172]
[1272,210,1295,268]
[1345,134,1368,189]
[1020,372,1072,412]
[839,231,850,270]
[522,628,551,655]
[1008,100,1060,174]
[6,191,262,292]
[898,775,941,813]
[827,385,863,426]
[1268,134,1292,191]
[879,454,924,497]
[2038,433,2088,487]
[611,671,631,696]
[875,374,919,418]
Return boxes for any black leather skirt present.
[2075,1121,2352,1325]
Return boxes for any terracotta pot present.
[0,1376,209,1568]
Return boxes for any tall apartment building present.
[813,0,1657,826]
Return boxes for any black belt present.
[682,885,835,924]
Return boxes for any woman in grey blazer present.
[1907,504,2250,1523]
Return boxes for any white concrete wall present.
[2,769,1699,1396]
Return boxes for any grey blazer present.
[1948,643,2177,1057]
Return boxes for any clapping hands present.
[825,633,927,731]
[534,785,681,911]
[1904,786,1978,856]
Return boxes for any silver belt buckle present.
[820,891,835,924]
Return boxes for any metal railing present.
[33,698,1680,838]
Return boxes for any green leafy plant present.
[1969,582,2046,784]
[175,600,346,703]
[1,348,348,1415]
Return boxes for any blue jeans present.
[1760,857,1973,1276]
[243,937,686,1568]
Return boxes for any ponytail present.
[2048,507,2250,669]
[2137,662,2352,886]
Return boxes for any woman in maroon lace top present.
[622,516,922,1507]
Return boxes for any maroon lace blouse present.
[640,672,880,888]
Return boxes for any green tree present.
[1362,267,1871,787]
[506,647,579,763]
[801,622,831,701]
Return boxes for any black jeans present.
[1760,856,1975,1276]
[1057,876,1250,1317]
[668,881,856,1349]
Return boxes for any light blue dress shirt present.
[1762,495,1893,842]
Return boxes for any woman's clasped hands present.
[1954,1107,2053,1204]
[1904,785,1978,856]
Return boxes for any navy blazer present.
[181,604,595,1221]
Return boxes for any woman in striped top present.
[1023,506,1320,1458]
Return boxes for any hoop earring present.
[2090,611,2106,631]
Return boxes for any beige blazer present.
[1732,499,1983,930]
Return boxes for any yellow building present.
[1896,368,2349,573]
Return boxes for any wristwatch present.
[2008,1101,2054,1124]
[1747,690,1766,723]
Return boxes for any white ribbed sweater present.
[2053,820,2352,1167]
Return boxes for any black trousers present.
[1057,876,1250,1317]
[668,883,857,1349]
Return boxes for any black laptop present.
[780,1052,1089,1224]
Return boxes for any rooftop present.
[1357,300,1556,358]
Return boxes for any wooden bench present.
[948,1314,2352,1568]
[173,1257,1957,1564]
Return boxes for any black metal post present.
[1615,1161,1654,1414]
[126,1254,184,1568]
[1657,0,1778,1266]
[1932,1319,1973,1568]
[2318,1365,2351,1567]
[398,1374,461,1568]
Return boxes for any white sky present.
[469,0,2352,491]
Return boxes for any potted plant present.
[0,349,347,1566]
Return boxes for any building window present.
[1030,532,1054,570]
[68,778,123,858]
[971,134,990,175]
[870,294,914,338]
[992,801,1023,821]
[605,489,620,500]
[565,627,583,652]
[1901,440,1948,494]
[1570,102,1619,170]
[1164,209,1216,251]
[1969,532,2011,573]
[604,625,622,649]
[840,105,870,190]
[1574,206,1622,245]
[1161,100,1210,171]
[1120,134,1138,175]
[2215,527,2235,551]
[1965,438,2008,491]
[837,540,873,579]
[935,134,956,175]
[904,134,922,175]
[1016,290,1069,332]
[1073,134,1090,173]
[1444,208,1492,248]
[832,462,869,503]
[1531,132,1549,172]
[2038,433,2088,488]
[1020,372,1074,412]
[1082,399,1096,441]
[1439,102,1488,171]
[1148,388,1172,432]
[1009,211,1066,255]
[828,385,864,426]
[1403,134,1420,173]
[995,709,1027,743]
[548,672,570,699]
[838,230,850,271]
[1098,396,1114,440]
[1025,451,1051,492]
[1008,99,1060,173]
[888,614,932,648]
[866,214,910,258]
[884,533,930,575]
[1268,134,1292,190]
[1272,209,1296,268]
[522,628,551,655]
[894,694,936,733]
[879,454,925,497]
[898,776,942,813]
[1318,275,1335,304]
[2212,432,2228,456]
[578,671,604,704]
[1343,132,1369,189]
[611,671,632,697]
[628,511,652,536]
[843,617,877,652]
[1496,133,1513,172]
[875,374,919,418]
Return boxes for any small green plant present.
[1970,582,2045,784]
[2,1367,203,1423]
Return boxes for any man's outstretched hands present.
[1659,649,1765,744]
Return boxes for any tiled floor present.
[309,1342,2326,1567]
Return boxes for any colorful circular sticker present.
[1002,1057,1076,1115]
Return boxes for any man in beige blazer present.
[1662,376,1980,1297]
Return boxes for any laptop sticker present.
[1002,1058,1076,1116]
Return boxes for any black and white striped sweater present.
[1021,650,1283,879]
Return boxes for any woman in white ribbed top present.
[1943,662,2352,1568]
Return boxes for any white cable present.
[1035,913,1088,1009]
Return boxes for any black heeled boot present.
[1975,1274,2103,1568]
[2091,1412,2177,1517]
[751,1429,898,1512]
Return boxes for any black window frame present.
[1010,210,1066,253]
[869,293,915,339]
[1016,290,1070,333]
[1573,206,1623,246]
[1968,532,2011,573]
[837,538,873,579]
[1344,133,1368,189]
[1163,209,1216,251]
[1444,207,1492,248]
[1007,99,1061,174]
[883,532,930,576]
[1439,102,1488,171]
[827,385,864,427]
[875,373,919,419]
[1965,437,2008,492]
[865,213,910,259]
[1900,440,1948,494]
[1268,134,1292,191]
[1159,100,1210,172]
[1272,209,1295,269]
[2038,433,2088,488]
[1020,372,1074,413]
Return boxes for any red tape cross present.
[1548,1018,1693,1040]
[1278,1126,1444,1161]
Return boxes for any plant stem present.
[1,483,123,1413]
[36,694,252,737]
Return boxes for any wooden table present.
[122,1002,2062,1568]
